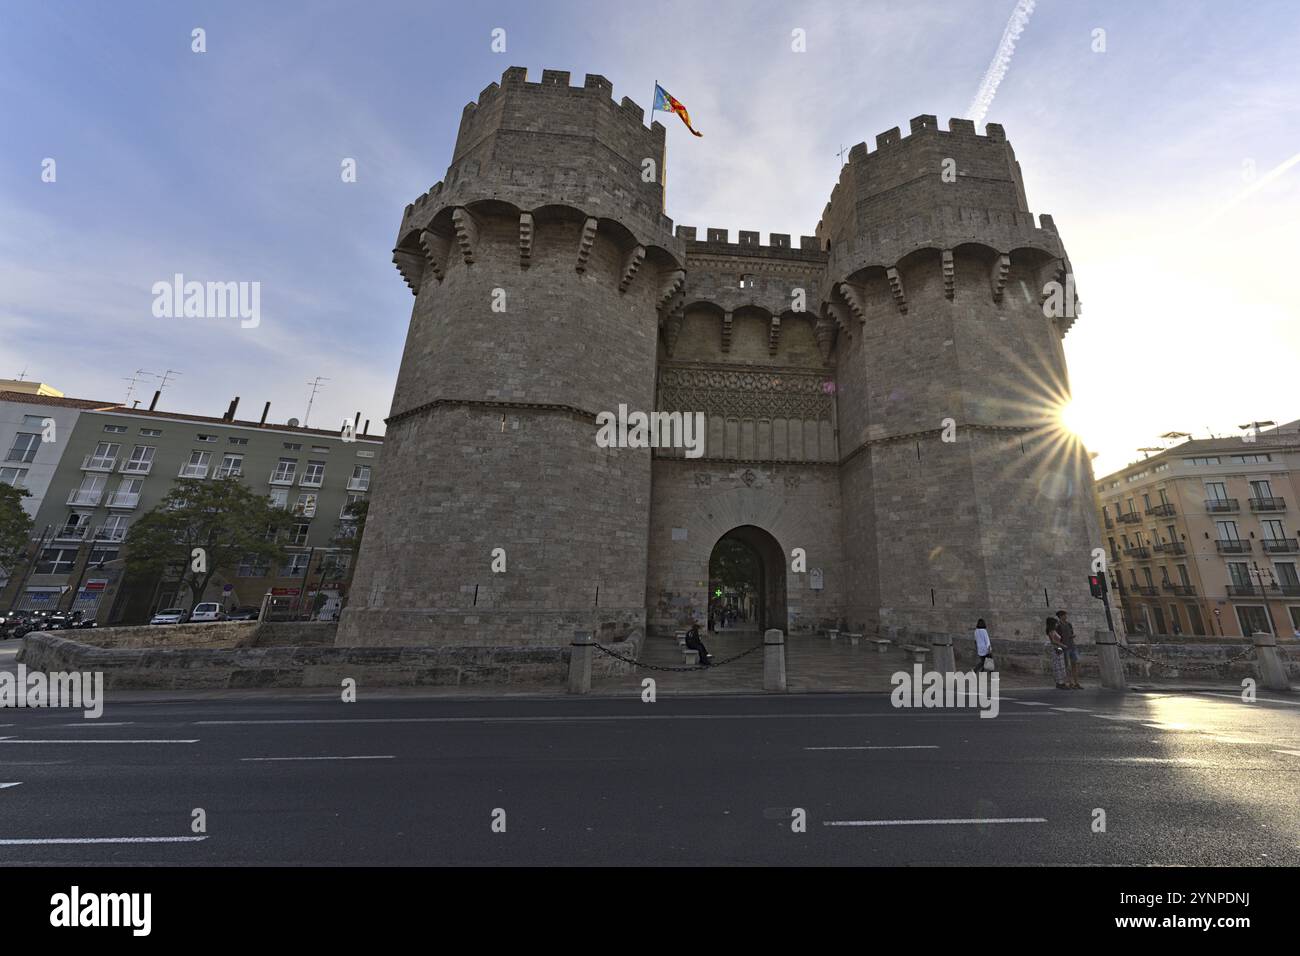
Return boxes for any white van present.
[190,602,225,622]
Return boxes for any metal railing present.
[1261,538,1299,553]
[1204,498,1239,512]
[1215,539,1251,553]
[1145,503,1176,517]
[1249,497,1286,512]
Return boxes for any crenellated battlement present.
[673,225,827,261]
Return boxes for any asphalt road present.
[1,651,1297,865]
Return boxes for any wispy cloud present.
[966,0,1036,126]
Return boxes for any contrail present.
[966,0,1037,127]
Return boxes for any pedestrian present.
[1046,616,1069,689]
[1056,609,1082,689]
[684,621,712,666]
[973,618,994,672]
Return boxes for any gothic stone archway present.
[707,525,787,634]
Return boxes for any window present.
[87,547,119,566]
[1184,457,1220,466]
[139,428,162,437]
[1277,563,1299,587]
[110,477,143,508]
[1236,605,1271,636]
[321,553,351,577]
[356,450,375,459]
[1177,564,1190,586]
[271,458,297,484]
[238,555,270,577]
[283,442,302,451]
[123,445,156,474]
[1142,567,1154,588]
[301,460,325,486]
[311,445,329,453]
[86,441,120,468]
[35,549,77,574]
[1206,481,1228,502]
[1250,480,1273,499]
[1231,454,1270,464]
[1187,604,1205,636]
[179,450,211,478]
[70,474,108,505]
[6,433,40,463]
[0,467,27,486]
[229,436,249,446]
[1216,520,1240,541]
[294,493,317,517]
[98,514,130,542]
[1154,463,1169,473]
[738,274,755,289]
[103,424,127,434]
[1263,519,1286,543]
[290,522,310,545]
[268,488,288,509]
[1228,563,1251,587]
[1158,488,1169,505]
[1142,493,1151,510]
[216,454,243,479]
[196,434,217,442]
[281,552,311,576]
[349,465,371,491]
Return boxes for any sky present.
[2,0,1298,476]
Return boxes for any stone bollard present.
[567,630,593,695]
[828,629,839,641]
[930,633,955,675]
[764,628,787,692]
[1095,629,1127,691]
[1252,631,1292,692]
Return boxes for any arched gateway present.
[707,525,787,634]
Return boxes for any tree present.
[124,477,293,608]
[0,483,35,576]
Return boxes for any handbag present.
[982,656,996,672]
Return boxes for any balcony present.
[93,526,127,543]
[107,491,140,509]
[1153,541,1186,555]
[269,472,296,486]
[1249,497,1286,512]
[214,467,243,480]
[1205,498,1239,513]
[1227,584,1273,597]
[178,464,209,479]
[1103,516,1114,529]
[1162,582,1196,596]
[1261,537,1299,553]
[66,488,104,506]
[53,524,90,542]
[1123,546,1151,559]
[1133,585,1159,596]
[1280,584,1300,597]
[346,477,370,492]
[81,455,117,472]
[1215,539,1251,554]
[1146,503,1177,517]
[120,459,153,475]
[1116,511,1141,524]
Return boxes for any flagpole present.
[655,80,666,211]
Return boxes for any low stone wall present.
[63,621,260,649]
[254,622,337,647]
[15,631,651,690]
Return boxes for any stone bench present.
[844,632,863,646]
[871,638,892,653]
[682,649,699,666]
[827,629,840,641]
[900,644,929,664]
[675,631,686,647]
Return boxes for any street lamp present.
[1248,561,1278,635]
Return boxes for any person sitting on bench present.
[684,623,712,666]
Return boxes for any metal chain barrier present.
[1117,641,1255,672]
[591,640,764,672]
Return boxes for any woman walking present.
[974,619,994,672]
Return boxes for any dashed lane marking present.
[804,745,939,751]
[240,755,395,762]
[0,737,198,744]
[824,817,1046,827]
[0,836,208,845]
[0,783,21,790]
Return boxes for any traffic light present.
[1088,574,1107,599]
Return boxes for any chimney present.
[353,411,361,432]
[148,390,161,411]
[223,396,240,422]
[363,419,370,435]
[260,401,270,425]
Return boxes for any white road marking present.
[1006,701,1051,707]
[58,722,134,727]
[0,783,21,790]
[196,713,1051,726]
[1201,692,1299,707]
[0,738,197,744]
[1092,715,1146,722]
[1052,707,1092,713]
[1274,750,1300,757]
[824,817,1046,827]
[805,745,939,751]
[240,755,395,762]
[0,836,208,845]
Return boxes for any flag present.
[653,83,703,137]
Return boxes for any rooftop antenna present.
[304,376,330,427]
[1137,447,1162,459]
[158,369,181,396]
[14,366,29,382]
[122,368,156,407]
[836,144,850,166]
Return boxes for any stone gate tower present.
[338,68,1104,649]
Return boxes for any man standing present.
[1056,609,1082,689]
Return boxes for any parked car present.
[149,607,188,625]
[226,605,261,621]
[53,610,98,630]
[189,602,226,622]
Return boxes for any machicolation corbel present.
[619,246,645,292]
[451,208,478,265]
[519,213,534,268]
[990,253,1010,302]
[575,217,598,273]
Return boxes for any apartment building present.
[0,391,381,623]
[1095,422,1300,639]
